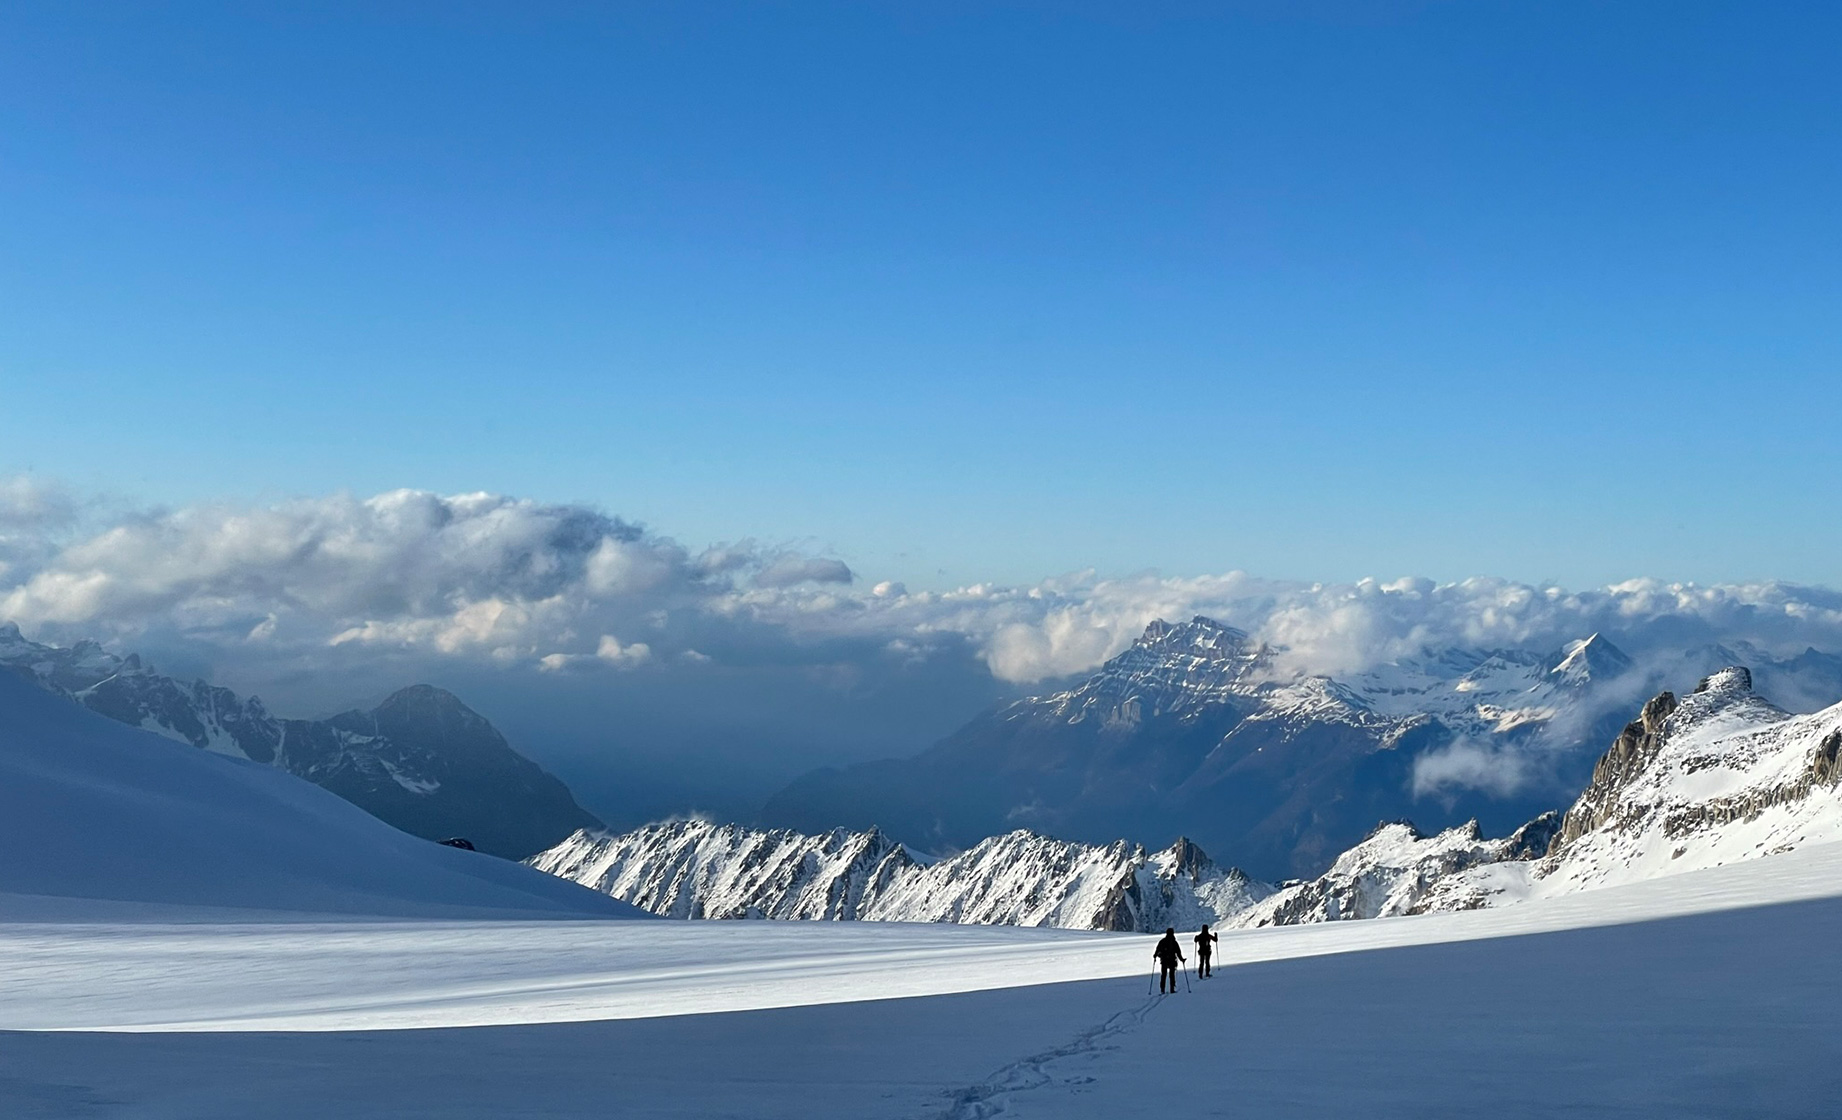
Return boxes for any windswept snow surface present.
[6,845,1842,1115]
[8,838,1842,1033]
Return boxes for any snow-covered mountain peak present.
[553,662,1842,936]
[1696,665,1754,696]
[769,617,1722,877]
[0,624,132,693]
[1548,633,1635,686]
[1668,666,1789,746]
[1149,835,1214,881]
[1105,615,1268,684]
[1022,614,1275,727]
[1135,615,1252,657]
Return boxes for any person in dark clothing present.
[1153,927,1185,993]
[1194,925,1219,977]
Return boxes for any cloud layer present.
[6,485,1842,695]
[10,481,1842,814]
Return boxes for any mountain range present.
[530,820,1271,932]
[0,623,599,859]
[536,662,1842,935]
[762,616,1842,877]
[9,612,1842,893]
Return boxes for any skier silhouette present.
[1194,925,1219,977]
[1153,927,1185,993]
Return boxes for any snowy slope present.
[1424,666,1842,909]
[7,836,1842,1032]
[531,822,1273,931]
[8,678,1842,1116]
[1244,665,1842,923]
[0,669,638,919]
[5,659,1841,1118]
[6,880,1842,1118]
[0,624,600,857]
[1227,813,1559,926]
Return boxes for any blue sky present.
[3,1,1839,591]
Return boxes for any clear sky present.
[2,1,1838,592]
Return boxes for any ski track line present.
[935,976,1205,1119]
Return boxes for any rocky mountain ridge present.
[0,623,600,858]
[538,661,1842,934]
[1236,665,1842,925]
[530,820,1272,932]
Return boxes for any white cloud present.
[4,481,1842,705]
[0,477,81,586]
[0,476,77,531]
[1412,739,1537,800]
[595,634,652,668]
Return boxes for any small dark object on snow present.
[438,837,477,851]
[1194,924,1219,977]
[1153,927,1187,993]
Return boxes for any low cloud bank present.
[5,483,1842,688]
[6,482,1842,808]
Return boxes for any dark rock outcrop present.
[1555,690,1678,852]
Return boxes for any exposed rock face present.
[1812,730,1842,787]
[1424,668,1840,912]
[530,821,1274,932]
[1501,811,1563,861]
[1553,666,1811,858]
[765,616,1646,878]
[1555,689,1680,851]
[0,625,600,858]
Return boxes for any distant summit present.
[1547,633,1635,686]
[0,667,632,918]
[0,627,601,858]
[765,614,1669,877]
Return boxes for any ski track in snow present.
[940,988,1175,1119]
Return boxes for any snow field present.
[9,836,1842,1034]
[7,852,1842,1117]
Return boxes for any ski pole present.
[1148,964,1157,996]
[1183,962,1193,993]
